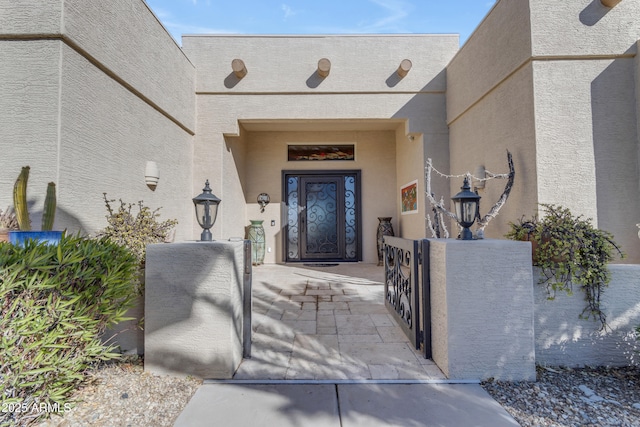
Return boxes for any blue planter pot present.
[9,231,63,246]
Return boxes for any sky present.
[145,0,498,46]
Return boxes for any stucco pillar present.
[429,239,535,381]
[144,241,248,379]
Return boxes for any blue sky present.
[145,0,497,46]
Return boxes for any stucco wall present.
[447,0,640,261]
[395,129,426,239]
[184,35,458,249]
[430,239,536,381]
[447,0,537,239]
[529,0,640,57]
[0,0,195,239]
[533,58,639,261]
[446,0,532,123]
[535,265,640,367]
[449,64,537,241]
[0,0,62,35]
[528,0,640,262]
[56,44,193,237]
[0,40,61,210]
[145,241,247,378]
[243,130,396,264]
[63,0,195,131]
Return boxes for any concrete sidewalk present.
[174,382,519,427]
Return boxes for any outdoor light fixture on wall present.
[257,193,270,213]
[145,161,159,190]
[193,180,221,241]
[474,165,486,190]
[451,176,481,240]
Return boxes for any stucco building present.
[2,0,639,264]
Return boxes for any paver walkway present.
[174,263,520,426]
[233,263,444,381]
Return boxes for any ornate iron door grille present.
[283,170,361,262]
[383,236,431,358]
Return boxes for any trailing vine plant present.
[506,204,624,329]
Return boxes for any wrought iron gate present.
[383,236,431,358]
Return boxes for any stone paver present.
[233,264,445,381]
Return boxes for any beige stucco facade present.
[0,0,195,240]
[448,0,640,262]
[182,34,456,263]
[2,0,640,263]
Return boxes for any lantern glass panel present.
[455,200,477,227]
[195,201,218,229]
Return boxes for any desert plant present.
[0,206,19,231]
[0,234,138,426]
[13,166,57,231]
[506,204,623,328]
[97,194,177,293]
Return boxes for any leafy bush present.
[97,194,177,294]
[0,235,138,426]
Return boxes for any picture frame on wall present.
[401,180,418,215]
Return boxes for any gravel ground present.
[27,357,201,427]
[482,366,640,427]
[6,360,638,426]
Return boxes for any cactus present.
[42,182,56,231]
[12,166,57,231]
[13,166,31,231]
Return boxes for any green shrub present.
[97,194,177,294]
[0,235,138,426]
[506,204,623,329]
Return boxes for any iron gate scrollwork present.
[383,236,431,358]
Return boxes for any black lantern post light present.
[451,176,481,240]
[192,180,221,241]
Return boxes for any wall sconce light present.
[232,59,247,79]
[600,0,622,7]
[192,180,221,241]
[145,161,159,190]
[451,176,481,240]
[397,59,412,78]
[257,193,270,213]
[317,58,331,78]
[474,165,486,190]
